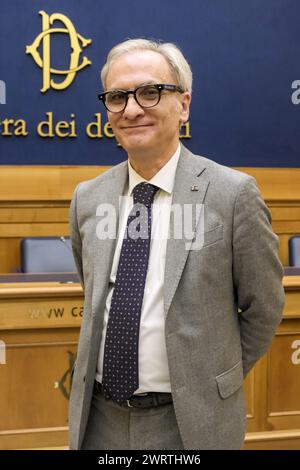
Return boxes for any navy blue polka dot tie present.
[102,182,159,402]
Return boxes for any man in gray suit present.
[69,39,285,450]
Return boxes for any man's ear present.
[180,92,191,124]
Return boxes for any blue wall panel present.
[0,0,300,166]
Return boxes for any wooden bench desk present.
[0,272,299,449]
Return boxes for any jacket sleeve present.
[69,183,84,290]
[232,176,285,377]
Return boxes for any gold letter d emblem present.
[26,11,92,92]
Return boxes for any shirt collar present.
[128,143,181,196]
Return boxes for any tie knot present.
[132,182,159,206]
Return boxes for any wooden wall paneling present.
[265,278,300,432]
[267,326,300,430]
[237,168,300,202]
[0,238,20,273]
[243,429,300,450]
[0,166,299,202]
[0,167,108,201]
[0,202,71,273]
[0,166,300,273]
[244,358,268,434]
[0,282,83,449]
[0,428,69,450]
[1,277,300,449]
[244,370,255,421]
[0,334,77,430]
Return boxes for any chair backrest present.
[289,236,300,267]
[21,237,77,273]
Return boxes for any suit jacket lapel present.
[164,146,210,318]
[91,162,128,318]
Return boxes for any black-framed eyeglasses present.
[98,83,183,113]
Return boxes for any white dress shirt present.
[96,144,181,394]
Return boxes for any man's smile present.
[120,124,153,129]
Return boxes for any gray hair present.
[100,38,193,93]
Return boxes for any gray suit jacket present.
[68,145,284,450]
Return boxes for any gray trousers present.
[81,387,184,450]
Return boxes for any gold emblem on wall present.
[26,10,92,92]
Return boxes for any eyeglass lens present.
[105,85,160,112]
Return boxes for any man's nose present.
[123,94,145,118]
